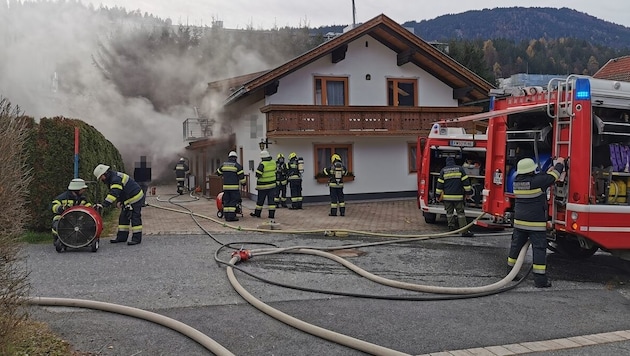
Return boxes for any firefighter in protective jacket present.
[274,153,288,208]
[174,157,189,194]
[507,157,565,288]
[323,154,347,216]
[435,157,474,237]
[250,150,277,219]
[51,178,92,247]
[216,151,246,222]
[93,164,145,245]
[286,152,303,209]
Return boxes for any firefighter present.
[323,153,348,216]
[93,164,145,245]
[250,150,277,219]
[274,153,289,208]
[508,157,565,288]
[286,152,303,209]
[216,151,246,222]
[174,157,189,195]
[435,156,474,237]
[51,178,92,248]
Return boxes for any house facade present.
[186,14,494,202]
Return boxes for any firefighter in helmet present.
[250,150,277,219]
[435,156,474,237]
[286,152,304,209]
[274,153,289,208]
[507,157,565,288]
[93,164,145,245]
[174,157,189,195]
[51,178,92,249]
[216,151,246,222]
[323,153,348,216]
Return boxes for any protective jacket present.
[216,157,246,191]
[513,162,564,231]
[102,170,144,207]
[276,158,288,185]
[435,162,472,201]
[174,161,189,179]
[51,190,92,215]
[255,158,276,190]
[286,157,302,182]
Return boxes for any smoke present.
[0,1,276,180]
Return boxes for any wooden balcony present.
[260,105,484,137]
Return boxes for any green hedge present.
[26,117,124,231]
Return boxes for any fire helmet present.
[68,178,88,190]
[180,157,185,161]
[260,150,271,158]
[277,153,284,159]
[228,151,238,158]
[93,164,110,179]
[331,154,341,163]
[516,158,537,174]
[288,152,297,160]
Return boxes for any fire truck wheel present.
[423,213,436,224]
[551,239,598,260]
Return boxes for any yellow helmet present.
[289,152,297,160]
[331,154,341,163]
[517,158,537,174]
[277,153,284,159]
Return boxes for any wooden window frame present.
[387,78,418,107]
[408,142,418,173]
[313,143,353,181]
[314,76,349,106]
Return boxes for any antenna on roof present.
[352,0,356,27]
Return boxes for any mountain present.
[316,7,630,50]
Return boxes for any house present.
[593,55,630,82]
[186,14,494,202]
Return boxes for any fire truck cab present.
[417,123,488,224]
[476,75,630,260]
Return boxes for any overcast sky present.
[77,0,627,28]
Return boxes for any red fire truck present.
[417,124,489,224]
[441,75,630,260]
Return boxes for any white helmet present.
[260,150,270,158]
[93,164,110,179]
[179,157,185,161]
[516,158,537,174]
[68,178,88,190]
[228,151,238,158]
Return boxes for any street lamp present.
[258,138,272,150]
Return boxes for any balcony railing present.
[260,105,483,136]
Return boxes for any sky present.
[79,0,628,28]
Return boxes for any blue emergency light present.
[574,78,591,100]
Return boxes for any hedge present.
[26,117,124,231]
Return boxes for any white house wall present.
[266,34,458,107]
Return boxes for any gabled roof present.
[594,56,630,82]
[223,14,494,106]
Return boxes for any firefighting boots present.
[534,274,552,288]
[329,208,337,216]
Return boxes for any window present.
[408,142,418,173]
[315,76,348,106]
[314,143,353,174]
[387,78,417,107]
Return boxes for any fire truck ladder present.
[548,77,575,226]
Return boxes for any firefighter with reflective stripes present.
[323,154,347,216]
[250,150,277,219]
[286,152,303,209]
[274,153,289,208]
[93,164,145,245]
[508,157,565,288]
[435,156,474,237]
[51,178,92,248]
[174,157,189,194]
[216,151,246,222]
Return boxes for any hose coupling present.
[231,249,252,262]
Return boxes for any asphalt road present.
[24,228,630,355]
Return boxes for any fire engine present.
[441,75,630,260]
[417,124,488,224]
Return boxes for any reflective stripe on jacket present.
[512,163,563,231]
[216,159,246,191]
[256,159,276,190]
[435,164,472,201]
[103,171,144,207]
